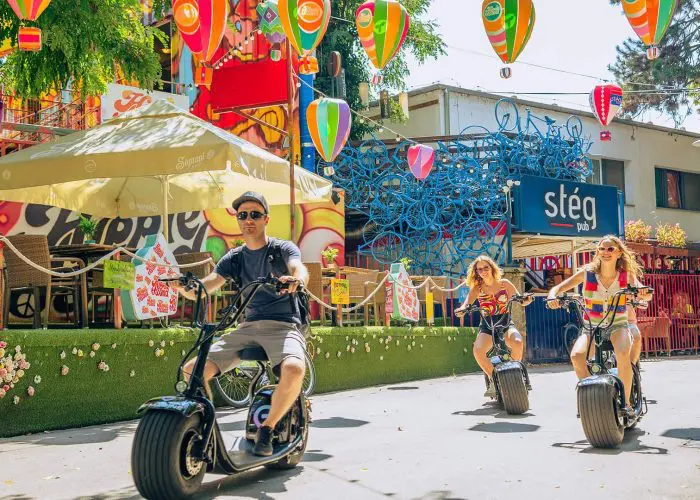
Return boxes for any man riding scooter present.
[171,191,308,456]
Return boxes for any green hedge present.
[0,326,478,438]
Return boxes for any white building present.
[369,84,700,243]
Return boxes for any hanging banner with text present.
[103,260,136,290]
[331,279,350,305]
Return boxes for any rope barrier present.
[0,235,466,313]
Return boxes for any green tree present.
[608,0,700,125]
[314,0,445,139]
[0,0,169,98]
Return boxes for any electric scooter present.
[131,273,311,499]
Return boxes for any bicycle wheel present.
[252,349,316,398]
[213,362,260,408]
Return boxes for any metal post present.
[286,40,297,242]
[506,189,513,265]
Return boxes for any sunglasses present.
[598,246,618,253]
[236,210,267,221]
[476,266,491,272]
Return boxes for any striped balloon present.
[482,0,536,65]
[621,0,678,58]
[278,0,331,58]
[355,0,410,71]
[307,98,352,163]
[172,0,229,63]
[5,0,51,21]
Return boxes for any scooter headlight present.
[176,380,188,393]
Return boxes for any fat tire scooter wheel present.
[577,383,624,448]
[132,411,206,499]
[498,367,529,414]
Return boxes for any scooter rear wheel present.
[265,398,309,470]
[131,411,207,499]
[577,383,624,448]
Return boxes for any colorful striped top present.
[582,270,628,329]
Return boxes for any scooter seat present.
[237,346,269,362]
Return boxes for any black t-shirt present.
[214,237,302,325]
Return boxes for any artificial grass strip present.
[0,326,479,438]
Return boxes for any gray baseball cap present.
[231,191,269,213]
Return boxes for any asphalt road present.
[1,358,698,500]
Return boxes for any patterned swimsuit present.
[477,286,513,335]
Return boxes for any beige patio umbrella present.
[0,100,332,238]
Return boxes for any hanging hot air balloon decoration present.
[620,0,678,60]
[6,0,53,51]
[307,98,352,166]
[256,0,287,62]
[482,0,536,78]
[355,0,410,86]
[590,84,623,142]
[278,0,331,75]
[172,0,229,87]
[407,144,434,180]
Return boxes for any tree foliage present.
[0,0,169,99]
[609,0,700,125]
[313,0,445,139]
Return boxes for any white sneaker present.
[484,380,497,398]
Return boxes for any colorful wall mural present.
[172,0,300,158]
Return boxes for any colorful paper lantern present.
[355,0,410,71]
[6,0,53,50]
[621,0,678,60]
[278,0,331,74]
[407,144,434,180]
[590,84,623,141]
[172,0,229,85]
[307,98,352,163]
[256,0,287,45]
[17,26,41,51]
[482,0,536,78]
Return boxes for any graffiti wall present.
[171,0,299,157]
[0,196,344,323]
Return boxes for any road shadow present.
[469,422,540,433]
[661,428,699,441]
[218,420,246,432]
[386,386,420,391]
[301,449,333,462]
[454,402,535,420]
[411,491,465,500]
[193,466,303,500]
[311,417,370,429]
[552,429,668,455]
[4,422,138,447]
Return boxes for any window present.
[655,168,700,211]
[587,158,627,202]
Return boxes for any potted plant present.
[78,215,99,244]
[624,219,653,254]
[655,223,688,257]
[321,246,339,269]
[399,257,412,271]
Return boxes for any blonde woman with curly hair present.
[455,255,533,398]
[547,235,652,418]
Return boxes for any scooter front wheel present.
[577,382,624,448]
[131,411,207,499]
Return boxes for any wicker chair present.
[175,252,214,324]
[2,235,87,328]
[341,270,379,326]
[304,262,331,325]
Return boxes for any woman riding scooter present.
[547,235,652,419]
[455,255,533,398]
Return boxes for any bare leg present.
[263,357,305,428]
[183,358,225,400]
[505,328,524,361]
[570,333,592,380]
[611,328,633,407]
[629,324,642,365]
[473,332,495,378]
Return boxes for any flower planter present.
[626,242,654,255]
[654,246,689,257]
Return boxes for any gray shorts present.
[208,320,306,374]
